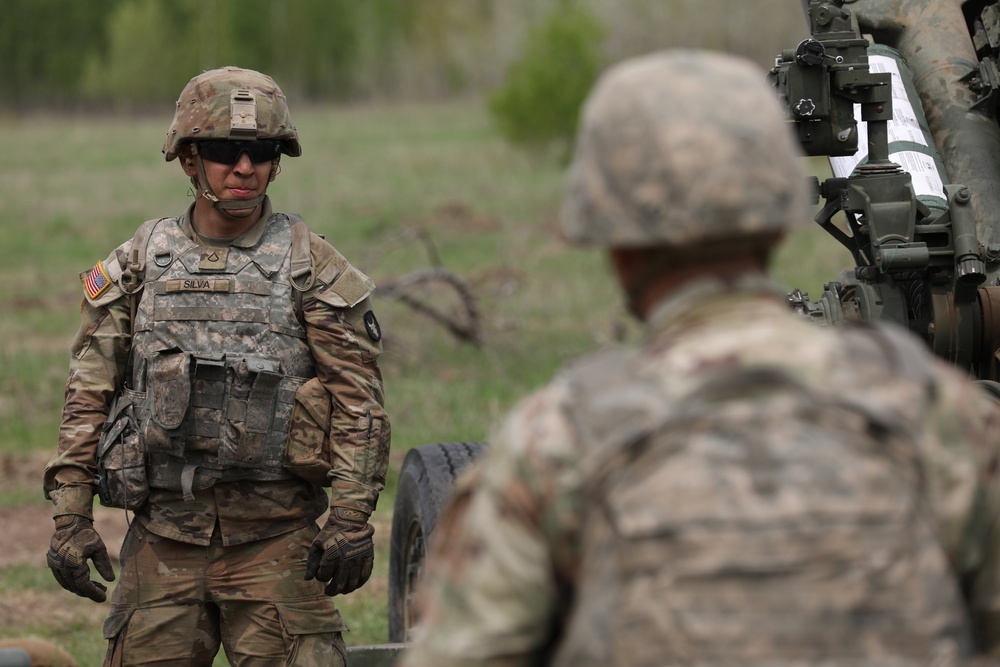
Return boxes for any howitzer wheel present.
[388,442,488,643]
[977,286,1000,380]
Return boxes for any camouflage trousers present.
[103,521,347,666]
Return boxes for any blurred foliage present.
[488,3,605,156]
[0,0,123,107]
[2,0,421,109]
[0,0,806,111]
[79,0,411,105]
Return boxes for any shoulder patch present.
[316,264,376,309]
[83,261,112,299]
[363,310,382,341]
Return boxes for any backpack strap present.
[287,213,315,328]
[120,218,165,337]
[288,213,314,288]
[560,349,670,484]
[846,321,940,387]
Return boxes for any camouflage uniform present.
[43,68,389,667]
[400,51,1000,666]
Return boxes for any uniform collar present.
[645,272,786,335]
[179,196,274,248]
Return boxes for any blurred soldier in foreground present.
[400,50,1000,666]
[43,66,390,666]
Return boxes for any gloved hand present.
[47,515,115,603]
[305,507,374,596]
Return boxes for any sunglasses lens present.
[198,140,281,164]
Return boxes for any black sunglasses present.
[196,139,282,165]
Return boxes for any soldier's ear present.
[179,146,198,178]
[608,247,646,287]
[269,158,281,183]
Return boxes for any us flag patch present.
[84,261,111,299]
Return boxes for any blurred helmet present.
[163,66,301,161]
[0,638,78,666]
[562,49,808,248]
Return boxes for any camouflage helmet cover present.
[163,66,302,161]
[562,50,808,247]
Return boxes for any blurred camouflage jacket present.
[44,198,390,546]
[401,274,1000,667]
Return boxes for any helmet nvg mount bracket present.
[229,88,259,140]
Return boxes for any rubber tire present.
[388,441,488,643]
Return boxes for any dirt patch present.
[0,586,103,630]
[1,451,51,488]
[0,451,131,569]
[427,200,503,234]
[0,503,130,569]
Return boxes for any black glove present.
[47,515,115,603]
[304,507,374,596]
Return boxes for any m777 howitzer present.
[772,0,1000,383]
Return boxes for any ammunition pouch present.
[219,356,286,469]
[135,350,304,498]
[96,389,150,510]
[140,350,190,457]
[284,377,333,485]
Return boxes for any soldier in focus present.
[400,50,1000,666]
[43,66,390,666]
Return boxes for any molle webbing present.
[551,325,951,667]
[128,214,317,495]
[137,352,307,499]
[121,214,315,327]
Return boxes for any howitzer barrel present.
[852,0,1000,246]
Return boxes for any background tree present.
[488,3,605,157]
[0,0,123,109]
[0,0,805,113]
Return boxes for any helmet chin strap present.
[189,143,268,213]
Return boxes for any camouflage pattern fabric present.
[561,50,809,248]
[103,522,346,666]
[400,277,1000,667]
[129,211,314,495]
[163,66,301,161]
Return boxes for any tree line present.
[1,0,805,113]
[1,0,419,109]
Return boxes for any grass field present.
[0,99,848,664]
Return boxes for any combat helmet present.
[164,66,300,213]
[163,66,301,161]
[562,50,808,248]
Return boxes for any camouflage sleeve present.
[924,366,1000,653]
[401,382,581,667]
[303,236,389,517]
[43,247,133,521]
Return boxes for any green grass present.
[0,350,69,453]
[0,100,844,661]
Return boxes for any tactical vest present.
[125,215,314,500]
[550,325,972,667]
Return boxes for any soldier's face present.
[199,153,276,209]
[181,146,278,218]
